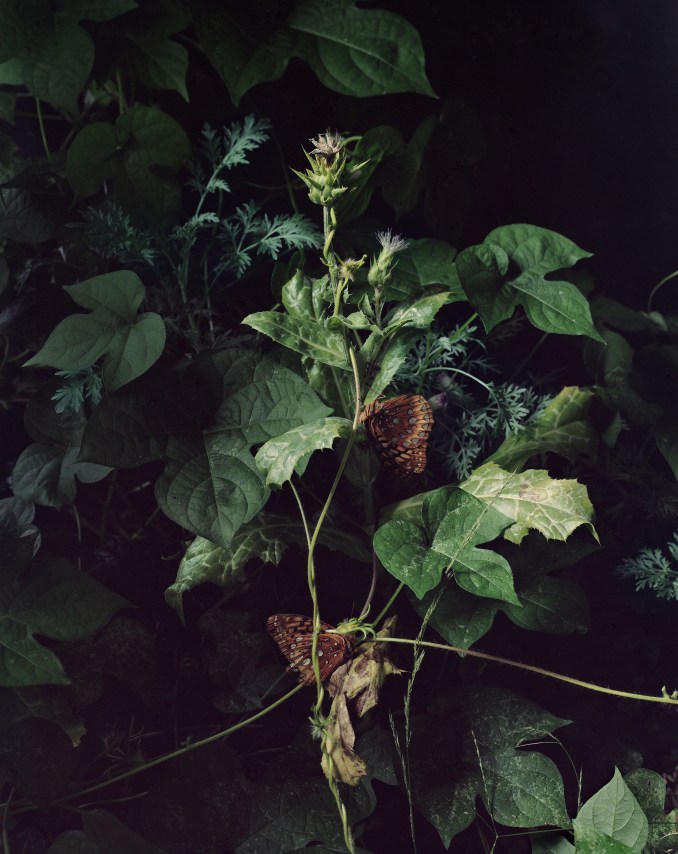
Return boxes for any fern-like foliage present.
[78,115,321,346]
[616,532,678,600]
[80,204,157,264]
[394,325,549,480]
[187,116,272,198]
[217,202,321,277]
[52,369,103,413]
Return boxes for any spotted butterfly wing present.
[359,394,433,477]
[266,614,354,685]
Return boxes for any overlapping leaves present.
[455,224,600,339]
[79,349,333,549]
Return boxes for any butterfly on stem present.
[359,394,434,477]
[266,614,355,685]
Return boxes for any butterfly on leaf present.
[359,394,434,477]
[266,614,355,685]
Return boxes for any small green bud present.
[368,230,408,289]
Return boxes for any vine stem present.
[306,346,362,717]
[4,684,304,818]
[378,637,678,706]
[372,582,404,626]
[34,97,50,165]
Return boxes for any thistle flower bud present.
[368,230,408,289]
[292,130,350,207]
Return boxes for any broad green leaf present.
[193,1,294,106]
[234,741,373,852]
[0,90,16,122]
[0,556,128,686]
[501,575,589,634]
[130,35,189,101]
[66,106,190,221]
[0,0,47,61]
[576,768,649,853]
[428,489,519,604]
[373,519,448,599]
[487,387,597,472]
[375,489,517,602]
[19,18,94,114]
[24,272,165,391]
[0,497,40,581]
[462,462,597,544]
[157,435,266,550]
[102,312,166,392]
[518,275,601,340]
[571,823,636,853]
[624,768,678,853]
[334,125,403,222]
[481,747,571,828]
[64,271,145,316]
[529,832,575,853]
[385,238,464,303]
[243,311,349,368]
[0,186,56,243]
[413,584,498,648]
[591,295,660,333]
[12,384,110,508]
[54,0,139,21]
[288,0,435,99]
[12,445,110,509]
[377,115,438,219]
[255,417,351,487]
[81,351,332,548]
[408,687,570,847]
[64,121,118,196]
[456,224,598,339]
[49,809,166,853]
[140,743,251,852]
[23,313,116,370]
[414,535,590,648]
[454,242,513,329]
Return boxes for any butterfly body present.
[359,394,433,477]
[266,614,355,685]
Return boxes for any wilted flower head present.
[310,130,344,163]
[292,130,349,207]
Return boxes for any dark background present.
[244,0,678,312]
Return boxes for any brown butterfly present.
[266,614,355,685]
[359,394,434,477]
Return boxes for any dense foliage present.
[1,2,678,852]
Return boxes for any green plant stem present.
[297,345,361,854]
[34,97,51,165]
[378,637,678,705]
[307,347,362,716]
[5,684,304,818]
[647,269,678,312]
[372,582,404,627]
[2,787,13,854]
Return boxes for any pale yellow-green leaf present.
[255,417,351,487]
[461,462,597,544]
[487,387,597,471]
